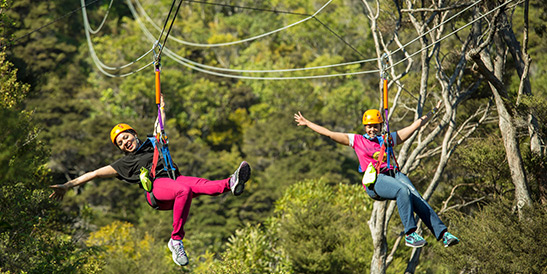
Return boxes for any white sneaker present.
[168,238,188,266]
[230,161,251,196]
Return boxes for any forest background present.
[1,0,547,273]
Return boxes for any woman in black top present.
[50,98,251,266]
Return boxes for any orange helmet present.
[110,123,136,145]
[362,109,383,125]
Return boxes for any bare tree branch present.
[401,3,471,13]
[385,232,403,267]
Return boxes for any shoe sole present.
[168,240,189,266]
[233,161,251,196]
[405,242,427,248]
[444,239,459,248]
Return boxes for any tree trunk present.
[404,248,422,274]
[469,32,533,215]
[368,200,388,274]
[500,1,544,156]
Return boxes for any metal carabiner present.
[152,41,163,68]
[380,53,389,79]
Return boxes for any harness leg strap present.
[145,190,160,210]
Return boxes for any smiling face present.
[115,131,138,153]
[364,123,382,138]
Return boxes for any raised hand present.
[294,111,309,126]
[49,184,68,201]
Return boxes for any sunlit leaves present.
[0,50,29,108]
[85,221,175,273]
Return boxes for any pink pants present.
[146,175,231,240]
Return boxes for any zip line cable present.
[131,0,483,75]
[9,0,102,47]
[88,0,116,34]
[5,0,506,81]
[379,0,484,100]
[127,0,379,80]
[377,0,509,103]
[130,0,512,80]
[155,0,177,48]
[129,0,377,73]
[136,0,334,48]
[204,0,512,80]
[153,0,183,62]
[91,0,511,80]
[154,0,188,63]
[82,2,154,71]
[165,47,381,80]
[82,0,366,76]
[137,0,366,59]
[86,0,477,78]
[311,16,366,59]
[82,0,153,77]
[387,0,483,59]
[384,0,514,72]
[185,0,309,16]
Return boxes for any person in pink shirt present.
[294,103,459,248]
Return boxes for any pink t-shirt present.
[348,133,397,172]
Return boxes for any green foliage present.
[193,222,291,274]
[275,179,373,274]
[0,50,28,108]
[523,149,547,203]
[192,179,377,274]
[84,221,176,274]
[429,134,514,214]
[0,46,90,273]
[437,201,547,273]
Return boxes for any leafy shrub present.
[437,201,547,273]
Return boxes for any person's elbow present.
[329,134,349,146]
[93,166,117,179]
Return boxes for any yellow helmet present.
[110,123,135,145]
[362,109,383,125]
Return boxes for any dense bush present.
[437,201,547,273]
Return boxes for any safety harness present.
[363,54,400,200]
[377,53,400,174]
[140,45,178,209]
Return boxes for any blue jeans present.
[366,171,447,240]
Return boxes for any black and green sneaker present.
[405,232,427,248]
[442,232,459,247]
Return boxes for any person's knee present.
[174,185,191,197]
[395,187,411,198]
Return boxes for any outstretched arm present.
[396,100,442,144]
[49,165,118,201]
[294,111,350,146]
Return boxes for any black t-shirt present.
[110,138,173,184]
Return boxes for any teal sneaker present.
[442,232,459,247]
[168,239,189,266]
[405,232,427,248]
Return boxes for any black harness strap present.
[145,190,160,209]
